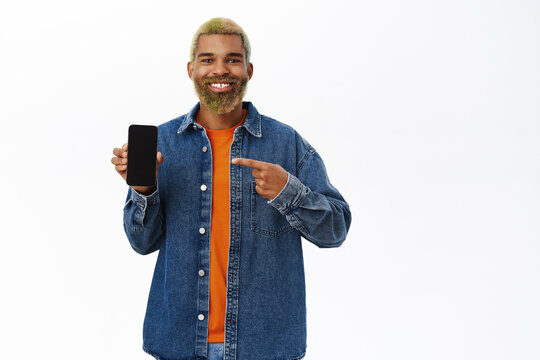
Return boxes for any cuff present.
[129,186,160,213]
[267,172,308,215]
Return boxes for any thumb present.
[157,152,164,167]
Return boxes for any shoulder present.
[157,114,185,136]
[154,115,188,153]
[259,113,314,152]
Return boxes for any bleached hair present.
[190,17,251,63]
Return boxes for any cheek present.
[194,74,205,84]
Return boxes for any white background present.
[0,0,538,359]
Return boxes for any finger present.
[157,152,164,165]
[111,157,126,165]
[112,147,128,158]
[251,169,263,178]
[231,157,268,169]
[254,178,265,187]
[254,184,268,199]
[123,143,128,150]
[115,164,127,172]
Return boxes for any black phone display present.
[127,125,158,186]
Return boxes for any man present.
[111,18,351,360]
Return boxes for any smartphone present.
[127,124,158,186]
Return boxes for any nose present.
[211,60,229,77]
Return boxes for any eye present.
[227,59,241,63]
[201,59,213,63]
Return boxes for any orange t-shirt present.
[197,109,247,343]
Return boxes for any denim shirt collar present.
[177,101,262,138]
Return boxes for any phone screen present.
[127,125,158,186]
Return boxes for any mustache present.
[202,76,239,85]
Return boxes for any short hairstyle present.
[190,17,251,63]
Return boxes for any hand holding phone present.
[111,125,164,195]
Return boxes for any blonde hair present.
[190,17,251,63]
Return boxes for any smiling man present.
[111,18,351,360]
[190,34,251,117]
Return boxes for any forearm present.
[123,186,165,255]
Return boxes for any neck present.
[197,101,244,130]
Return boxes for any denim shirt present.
[123,101,352,360]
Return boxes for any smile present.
[210,83,232,89]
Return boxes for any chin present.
[194,80,247,115]
[202,97,243,115]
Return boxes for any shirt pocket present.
[250,181,294,237]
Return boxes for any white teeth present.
[210,83,231,89]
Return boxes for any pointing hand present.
[231,158,288,200]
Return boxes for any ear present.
[247,62,254,80]
[187,61,193,79]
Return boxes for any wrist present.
[132,185,156,196]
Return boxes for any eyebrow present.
[227,52,244,58]
[197,52,245,58]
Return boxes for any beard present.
[193,74,248,115]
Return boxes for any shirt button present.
[200,184,207,191]
[198,269,205,276]
[202,146,208,152]
[198,314,205,321]
[199,227,206,235]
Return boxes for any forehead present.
[195,34,245,56]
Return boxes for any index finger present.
[113,147,125,157]
[231,158,268,169]
[113,143,128,157]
